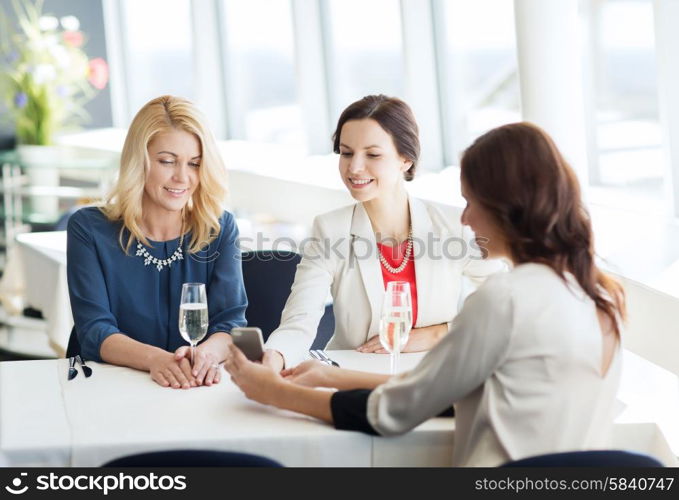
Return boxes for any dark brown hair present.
[461,122,625,337]
[332,95,420,181]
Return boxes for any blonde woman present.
[67,95,247,389]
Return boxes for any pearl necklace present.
[378,226,413,274]
[135,233,184,272]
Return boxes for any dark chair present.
[241,250,334,343]
[502,450,664,467]
[102,450,283,467]
[312,303,335,349]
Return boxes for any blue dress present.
[67,207,248,361]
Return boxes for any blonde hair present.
[102,95,228,254]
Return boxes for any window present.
[587,0,664,213]
[100,0,678,218]
[221,0,304,147]
[325,0,405,119]
[438,0,521,161]
[120,0,193,115]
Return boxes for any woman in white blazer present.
[225,122,626,466]
[264,95,501,369]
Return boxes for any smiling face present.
[461,180,508,260]
[142,128,201,218]
[338,118,412,203]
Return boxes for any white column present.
[102,0,130,126]
[653,0,679,218]
[291,0,333,154]
[581,0,606,185]
[513,0,589,186]
[191,0,227,139]
[400,0,444,171]
[433,0,473,166]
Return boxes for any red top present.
[376,240,418,327]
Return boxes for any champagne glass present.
[379,281,413,374]
[179,283,208,366]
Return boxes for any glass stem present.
[390,348,400,375]
[190,344,195,367]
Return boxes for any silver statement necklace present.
[136,229,185,272]
[378,225,413,274]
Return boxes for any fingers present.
[281,364,300,378]
[224,343,254,389]
[192,355,210,385]
[203,364,221,386]
[181,358,199,387]
[163,369,182,389]
[152,371,170,388]
[262,350,284,373]
[282,360,324,386]
[150,353,205,389]
[173,360,194,389]
[174,346,190,361]
[227,342,248,366]
[223,345,239,375]
[280,359,311,377]
[357,335,385,353]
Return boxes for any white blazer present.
[265,197,504,367]
[366,263,621,466]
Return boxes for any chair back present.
[242,250,334,343]
[103,449,282,467]
[502,450,664,467]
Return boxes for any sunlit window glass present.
[122,0,193,114]
[326,0,405,117]
[593,0,663,209]
[222,0,303,147]
[441,0,521,153]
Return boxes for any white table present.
[0,351,676,467]
[0,231,71,356]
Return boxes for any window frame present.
[101,0,679,219]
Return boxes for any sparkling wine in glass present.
[179,283,208,365]
[379,281,413,374]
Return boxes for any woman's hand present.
[224,343,286,406]
[281,360,335,388]
[357,323,449,354]
[149,351,197,389]
[174,344,222,387]
[261,349,285,373]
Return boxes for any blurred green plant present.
[0,0,109,145]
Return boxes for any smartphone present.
[231,327,264,362]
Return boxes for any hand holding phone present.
[231,327,264,362]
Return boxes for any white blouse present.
[366,263,621,467]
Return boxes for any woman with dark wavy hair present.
[224,122,625,466]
